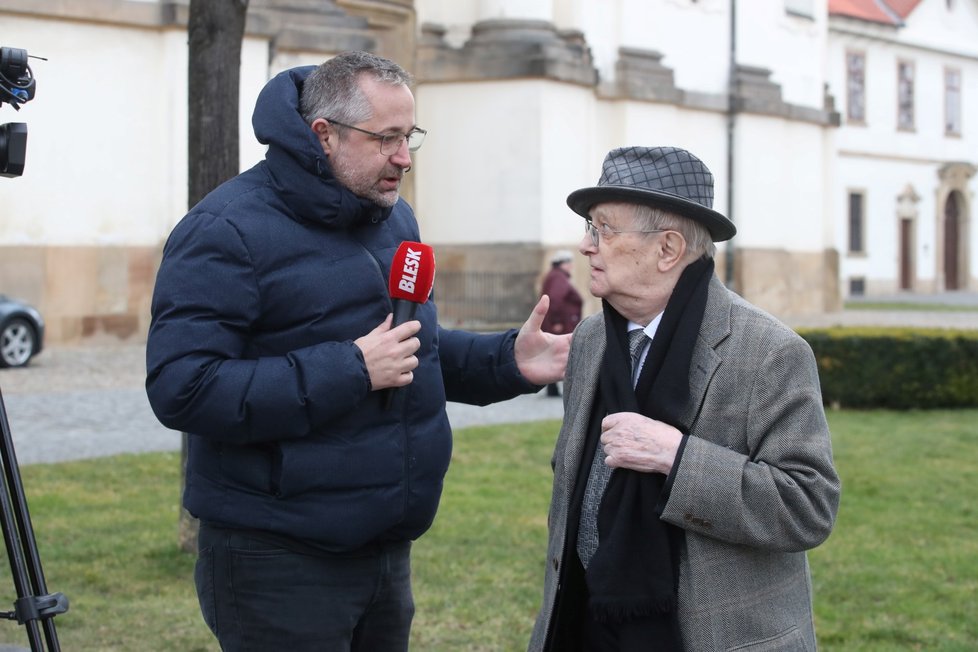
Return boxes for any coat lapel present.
[559,315,604,487]
[682,276,732,428]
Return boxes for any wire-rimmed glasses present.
[326,119,426,155]
[584,219,667,247]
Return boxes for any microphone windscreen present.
[388,241,435,304]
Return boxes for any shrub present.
[798,327,978,409]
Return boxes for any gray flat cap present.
[566,146,736,242]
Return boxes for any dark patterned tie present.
[626,327,648,384]
[577,329,647,568]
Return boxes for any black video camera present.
[1,46,37,178]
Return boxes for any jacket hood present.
[252,65,392,228]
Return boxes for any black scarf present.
[582,256,713,650]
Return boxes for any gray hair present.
[299,50,413,126]
[631,204,716,259]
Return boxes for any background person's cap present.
[551,250,574,264]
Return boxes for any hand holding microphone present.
[382,241,435,409]
[354,315,421,393]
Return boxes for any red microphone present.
[384,241,435,409]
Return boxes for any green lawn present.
[0,410,975,651]
[810,410,978,651]
[843,301,978,313]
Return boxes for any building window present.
[897,60,915,131]
[846,51,866,123]
[848,191,865,254]
[945,68,962,136]
[849,277,866,296]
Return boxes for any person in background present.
[540,249,583,397]
[528,146,840,652]
[145,50,569,652]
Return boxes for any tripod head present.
[1,45,40,178]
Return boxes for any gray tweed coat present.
[528,275,841,652]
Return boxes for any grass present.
[811,410,978,651]
[0,452,209,651]
[0,411,975,650]
[844,301,978,313]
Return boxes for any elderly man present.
[528,146,840,651]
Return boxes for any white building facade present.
[414,0,838,320]
[0,0,974,344]
[827,0,978,296]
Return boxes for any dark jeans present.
[195,523,414,652]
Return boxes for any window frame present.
[944,66,962,136]
[846,50,867,124]
[897,59,916,132]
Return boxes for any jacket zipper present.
[356,241,411,522]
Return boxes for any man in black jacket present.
[146,51,569,652]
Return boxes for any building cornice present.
[419,27,838,127]
[0,0,380,53]
[417,19,598,87]
[839,148,977,167]
[599,49,839,126]
[830,20,978,62]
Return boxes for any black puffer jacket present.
[146,66,536,551]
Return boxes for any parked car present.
[0,294,45,368]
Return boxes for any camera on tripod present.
[1,45,37,178]
[0,42,63,652]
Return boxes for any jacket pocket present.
[726,626,809,652]
[216,442,277,496]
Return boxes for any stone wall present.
[0,244,160,343]
[735,247,842,318]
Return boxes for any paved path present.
[784,291,978,330]
[2,299,975,466]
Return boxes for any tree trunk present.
[179,0,249,554]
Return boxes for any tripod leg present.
[0,387,64,651]
[0,459,44,650]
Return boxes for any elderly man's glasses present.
[584,219,666,247]
[327,119,427,155]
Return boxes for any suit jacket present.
[528,275,841,651]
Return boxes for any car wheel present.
[0,317,36,368]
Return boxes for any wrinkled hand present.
[355,314,422,391]
[514,295,572,385]
[601,412,683,475]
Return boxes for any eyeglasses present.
[584,219,667,247]
[326,119,426,155]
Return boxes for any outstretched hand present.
[514,295,572,385]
